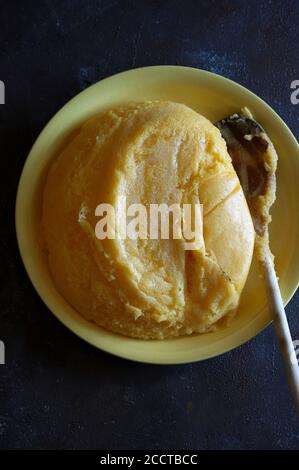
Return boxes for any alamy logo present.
[290,340,299,365]
[0,80,4,104]
[0,340,5,365]
[91,197,204,251]
[290,80,299,105]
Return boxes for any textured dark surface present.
[0,0,299,450]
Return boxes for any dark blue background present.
[0,0,299,450]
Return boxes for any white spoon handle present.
[264,257,299,413]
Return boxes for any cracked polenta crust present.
[42,102,254,339]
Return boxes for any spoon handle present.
[264,256,299,413]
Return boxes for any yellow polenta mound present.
[42,102,254,339]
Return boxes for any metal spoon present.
[216,112,299,413]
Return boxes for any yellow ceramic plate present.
[15,66,299,364]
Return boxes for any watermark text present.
[0,340,5,365]
[290,80,299,104]
[93,197,203,251]
[0,80,4,104]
